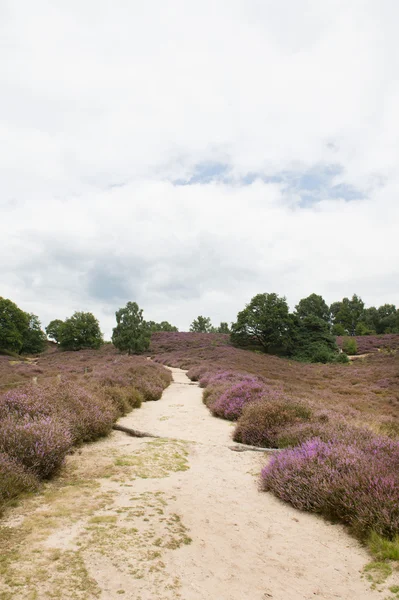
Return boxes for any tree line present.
[0,298,178,355]
[190,293,399,337]
[1,293,398,361]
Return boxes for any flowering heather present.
[261,435,399,539]
[0,452,38,509]
[0,416,73,478]
[234,399,312,447]
[211,378,271,421]
[336,334,399,355]
[0,345,172,511]
[152,332,399,540]
[153,332,399,429]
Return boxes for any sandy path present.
[0,368,389,599]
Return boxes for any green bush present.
[334,352,350,364]
[342,337,358,355]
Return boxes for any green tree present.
[376,304,398,334]
[331,323,346,336]
[147,321,178,333]
[292,315,339,363]
[295,294,330,323]
[59,312,103,351]
[217,322,230,334]
[190,316,213,333]
[363,306,379,333]
[21,314,46,354]
[0,297,29,353]
[112,302,151,354]
[230,293,293,353]
[330,294,365,336]
[45,319,64,343]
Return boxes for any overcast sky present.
[1,1,399,337]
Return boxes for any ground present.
[0,367,395,600]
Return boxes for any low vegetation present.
[0,345,172,514]
[152,331,399,556]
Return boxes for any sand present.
[0,367,391,600]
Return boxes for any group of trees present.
[189,316,230,334]
[228,292,399,362]
[0,297,46,354]
[2,291,399,361]
[46,312,103,351]
[230,293,343,363]
[1,296,179,355]
[295,293,399,336]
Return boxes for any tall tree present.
[292,315,339,363]
[112,302,151,354]
[377,304,398,334]
[217,322,230,334]
[330,294,365,336]
[295,294,330,323]
[0,297,29,353]
[59,312,103,351]
[21,314,47,354]
[190,316,214,333]
[230,293,293,353]
[45,319,65,343]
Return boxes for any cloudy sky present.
[1,1,399,337]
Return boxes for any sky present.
[1,0,399,338]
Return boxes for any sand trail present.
[0,368,389,600]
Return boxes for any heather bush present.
[186,364,212,382]
[233,399,312,447]
[275,419,376,448]
[378,419,399,439]
[1,382,116,445]
[262,435,399,538]
[55,383,116,443]
[211,379,266,420]
[0,416,73,478]
[0,452,39,510]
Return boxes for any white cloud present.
[1,0,398,337]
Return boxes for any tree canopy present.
[21,314,47,354]
[330,294,365,336]
[190,316,214,333]
[112,302,151,354]
[0,297,29,353]
[231,293,293,353]
[295,293,330,323]
[59,312,103,351]
[147,321,178,333]
[45,319,65,343]
[217,322,230,334]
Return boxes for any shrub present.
[334,352,350,364]
[261,436,399,538]
[378,420,399,439]
[0,452,39,510]
[101,384,143,415]
[56,383,116,443]
[233,399,312,447]
[342,337,358,356]
[275,420,371,448]
[1,382,116,445]
[211,379,270,421]
[0,417,73,478]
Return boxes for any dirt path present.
[0,368,390,600]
